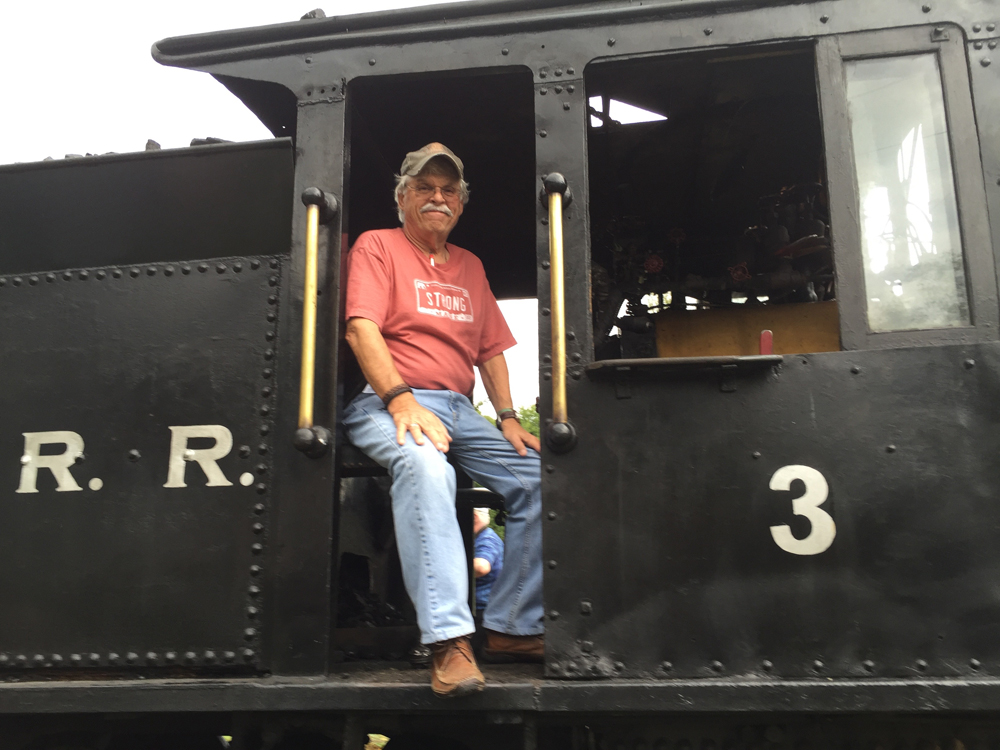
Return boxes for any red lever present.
[759,330,773,355]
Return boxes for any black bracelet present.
[382,384,413,407]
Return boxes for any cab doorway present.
[346,67,537,299]
[335,67,538,656]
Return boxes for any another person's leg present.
[447,395,543,658]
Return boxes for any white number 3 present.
[769,465,836,556]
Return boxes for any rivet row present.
[237,258,280,658]
[0,256,267,293]
[0,649,256,667]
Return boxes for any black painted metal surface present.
[0,140,292,275]
[260,74,343,678]
[152,0,835,66]
[545,345,1000,680]
[0,257,280,670]
[7,680,1000,750]
[0,0,995,729]
[6,669,1000,714]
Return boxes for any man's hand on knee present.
[499,419,541,457]
[388,393,453,452]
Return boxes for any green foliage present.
[472,400,538,540]
[474,400,540,437]
[489,508,505,541]
[517,405,540,437]
[474,400,496,426]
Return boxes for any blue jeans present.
[342,389,543,644]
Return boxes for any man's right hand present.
[387,392,452,453]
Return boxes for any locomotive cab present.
[315,20,1000,680]
[1,0,1000,746]
[542,23,1000,680]
[29,0,1000,682]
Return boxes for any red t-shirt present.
[345,228,516,397]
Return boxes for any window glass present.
[845,54,968,332]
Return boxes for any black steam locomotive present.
[2,0,999,747]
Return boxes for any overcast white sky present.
[0,0,539,411]
[1,0,471,163]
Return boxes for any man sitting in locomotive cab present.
[342,143,543,698]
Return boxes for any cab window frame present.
[818,25,998,350]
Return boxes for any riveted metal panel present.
[562,715,1000,750]
[0,258,280,672]
[545,344,1000,680]
[968,21,1000,313]
[258,86,342,678]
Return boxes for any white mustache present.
[420,203,453,217]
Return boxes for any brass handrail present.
[299,202,320,430]
[548,191,568,425]
[294,188,338,458]
[543,174,576,452]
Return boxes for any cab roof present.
[152,0,809,68]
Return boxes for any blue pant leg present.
[342,391,474,644]
[447,394,544,636]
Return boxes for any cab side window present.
[823,27,997,349]
[585,28,997,360]
[586,44,838,360]
[846,55,967,332]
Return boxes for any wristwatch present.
[496,408,519,431]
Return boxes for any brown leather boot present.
[482,630,544,663]
[430,636,485,697]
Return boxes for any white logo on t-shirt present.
[414,280,474,322]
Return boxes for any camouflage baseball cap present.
[399,142,464,180]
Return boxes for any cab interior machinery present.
[586,44,839,360]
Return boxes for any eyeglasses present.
[408,183,460,200]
